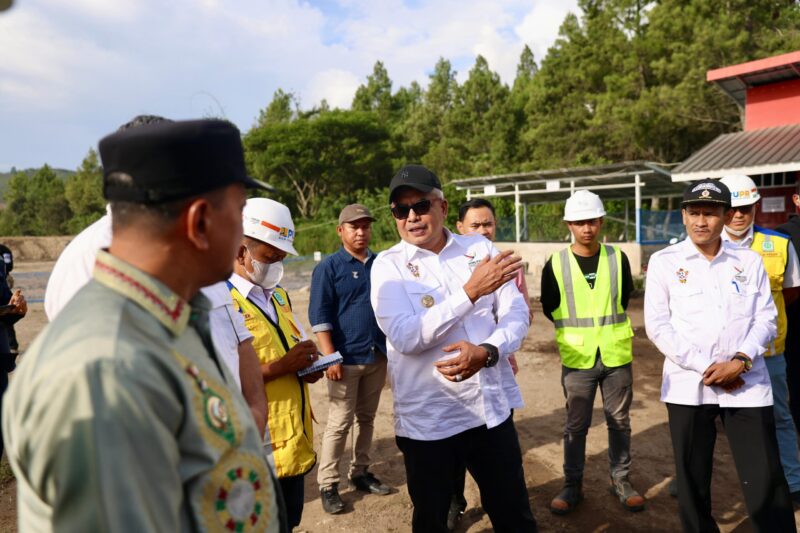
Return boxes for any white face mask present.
[245,248,285,290]
[725,223,753,238]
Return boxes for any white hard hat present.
[563,190,606,221]
[719,174,760,207]
[242,198,298,255]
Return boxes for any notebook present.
[297,352,344,377]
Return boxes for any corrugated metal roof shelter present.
[451,161,682,243]
[670,124,800,182]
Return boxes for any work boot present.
[609,477,646,512]
[550,480,584,515]
[349,471,391,495]
[320,485,345,514]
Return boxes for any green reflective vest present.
[551,244,634,369]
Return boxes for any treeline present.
[3,0,800,254]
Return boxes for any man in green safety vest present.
[540,190,645,515]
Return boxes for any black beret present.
[99,119,271,204]
[681,178,731,208]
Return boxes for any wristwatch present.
[480,343,500,368]
[732,354,752,373]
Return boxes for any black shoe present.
[320,485,345,514]
[668,478,678,498]
[447,495,467,530]
[349,471,391,495]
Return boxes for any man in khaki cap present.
[310,204,391,514]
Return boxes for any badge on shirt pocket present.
[174,351,241,450]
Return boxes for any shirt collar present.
[229,272,276,302]
[93,250,197,337]
[721,226,754,247]
[229,272,258,299]
[679,236,731,261]
[402,228,457,261]
[337,246,373,263]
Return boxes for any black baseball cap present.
[389,164,442,203]
[99,119,273,204]
[681,178,731,208]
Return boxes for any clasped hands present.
[703,353,750,392]
[434,340,489,382]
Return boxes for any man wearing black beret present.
[3,119,283,532]
[645,178,795,532]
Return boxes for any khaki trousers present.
[317,357,387,489]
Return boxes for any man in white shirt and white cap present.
[645,178,795,532]
[719,173,800,504]
[370,164,536,532]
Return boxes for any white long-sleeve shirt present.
[370,231,529,440]
[644,238,777,407]
[43,213,252,389]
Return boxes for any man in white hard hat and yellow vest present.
[228,198,324,530]
[540,190,644,515]
[720,174,800,504]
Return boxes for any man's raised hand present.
[463,250,522,303]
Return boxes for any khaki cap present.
[338,204,375,225]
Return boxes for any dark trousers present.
[784,310,800,431]
[561,359,633,482]
[666,403,795,533]
[278,474,305,530]
[0,370,7,459]
[396,415,537,533]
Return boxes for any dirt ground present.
[3,261,800,532]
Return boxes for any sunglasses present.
[391,199,436,220]
[733,205,754,214]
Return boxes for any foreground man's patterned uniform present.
[3,251,279,532]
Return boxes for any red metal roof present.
[707,51,800,108]
[707,51,800,82]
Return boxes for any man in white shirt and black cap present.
[645,178,795,532]
[370,164,536,532]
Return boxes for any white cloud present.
[0,10,125,110]
[515,1,578,62]
[60,0,143,22]
[0,0,580,171]
[306,68,362,109]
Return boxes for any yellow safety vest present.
[228,284,316,478]
[752,227,790,356]
[551,245,634,369]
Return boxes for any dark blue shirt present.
[308,247,386,365]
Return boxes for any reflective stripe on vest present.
[751,228,789,356]
[553,245,629,328]
[551,244,634,369]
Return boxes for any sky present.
[0,0,578,172]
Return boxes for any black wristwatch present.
[480,343,500,368]
[732,354,752,373]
